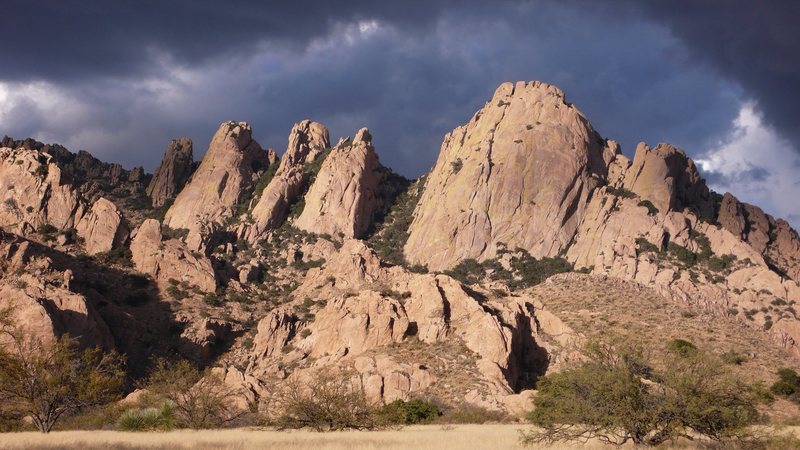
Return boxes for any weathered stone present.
[295,128,384,238]
[164,122,269,229]
[405,81,610,270]
[146,138,194,207]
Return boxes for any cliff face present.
[146,138,194,208]
[294,128,384,239]
[404,81,614,270]
[164,121,270,230]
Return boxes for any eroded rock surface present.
[405,81,612,270]
[164,122,269,229]
[146,138,194,207]
[295,128,383,238]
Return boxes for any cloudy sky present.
[1,1,798,224]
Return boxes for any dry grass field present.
[2,425,799,450]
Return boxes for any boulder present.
[130,219,216,292]
[622,142,713,218]
[75,197,130,254]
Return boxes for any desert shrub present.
[445,258,485,285]
[721,351,747,366]
[36,223,58,241]
[376,399,440,425]
[95,247,133,267]
[708,254,737,272]
[668,338,697,357]
[203,293,222,307]
[439,405,507,424]
[166,285,189,300]
[450,158,463,173]
[162,226,189,240]
[117,402,176,431]
[143,359,245,429]
[635,237,660,255]
[272,369,375,431]
[523,340,760,446]
[770,368,800,402]
[637,200,659,216]
[606,186,636,198]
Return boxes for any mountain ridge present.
[1,80,799,417]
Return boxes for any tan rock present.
[75,197,130,254]
[405,81,610,270]
[130,219,216,292]
[164,122,268,229]
[622,142,713,217]
[146,138,194,207]
[295,128,384,238]
[246,120,330,240]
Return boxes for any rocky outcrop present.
[130,219,216,292]
[0,146,128,254]
[244,240,550,411]
[75,198,129,254]
[405,81,613,271]
[717,192,800,280]
[146,138,194,207]
[294,128,384,238]
[0,234,113,350]
[164,122,269,230]
[245,120,329,240]
[622,142,713,218]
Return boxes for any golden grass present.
[3,425,799,450]
[0,424,611,450]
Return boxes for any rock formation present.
[622,142,713,218]
[717,192,800,280]
[75,197,130,254]
[130,219,216,292]
[245,120,329,240]
[294,128,384,238]
[164,122,270,230]
[0,146,129,254]
[146,138,194,207]
[405,81,613,270]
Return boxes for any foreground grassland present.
[2,425,800,450]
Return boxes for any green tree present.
[522,340,760,446]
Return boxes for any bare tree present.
[271,369,375,431]
[144,358,246,429]
[0,311,125,433]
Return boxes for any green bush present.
[668,338,697,357]
[523,340,760,446]
[606,186,636,198]
[770,368,800,401]
[376,399,440,425]
[637,200,659,216]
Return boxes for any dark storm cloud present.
[0,0,505,82]
[571,0,800,146]
[0,0,795,183]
